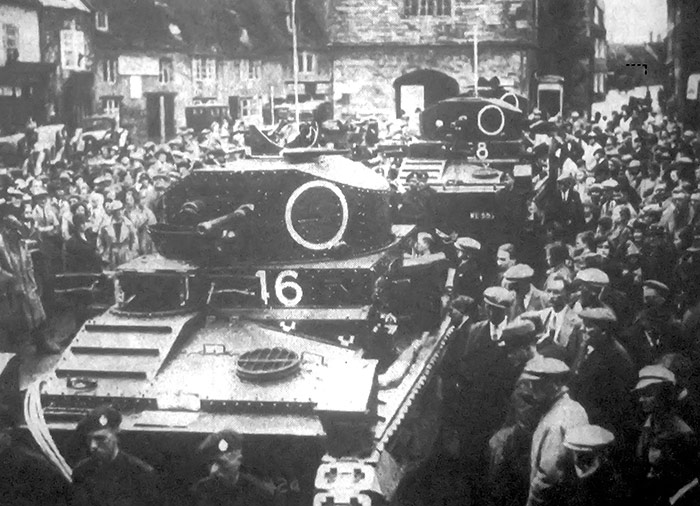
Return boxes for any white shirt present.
[489,319,508,344]
[539,307,567,344]
[524,285,535,310]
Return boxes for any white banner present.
[130,75,142,99]
[119,55,159,76]
[687,73,700,101]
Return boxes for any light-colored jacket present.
[527,390,589,506]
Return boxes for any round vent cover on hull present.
[236,347,301,382]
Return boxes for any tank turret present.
[151,154,394,264]
[28,151,456,506]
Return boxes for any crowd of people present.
[398,94,700,506]
[0,121,249,354]
[2,91,700,505]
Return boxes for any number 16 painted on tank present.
[255,270,304,307]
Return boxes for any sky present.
[605,0,668,44]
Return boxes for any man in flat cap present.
[486,324,542,506]
[72,406,162,506]
[569,307,636,449]
[660,187,694,250]
[563,425,629,506]
[449,236,483,302]
[449,286,516,498]
[191,429,274,506]
[503,263,547,320]
[571,267,634,328]
[571,268,610,312]
[501,319,540,372]
[523,356,588,506]
[634,365,694,480]
[621,279,685,369]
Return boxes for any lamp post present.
[464,5,485,97]
[291,0,300,124]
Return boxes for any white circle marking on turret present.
[285,180,349,250]
[477,104,506,136]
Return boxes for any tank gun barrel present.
[195,204,254,236]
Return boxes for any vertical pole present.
[270,85,275,125]
[291,0,300,124]
[473,21,479,97]
[159,95,165,143]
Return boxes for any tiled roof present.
[0,0,42,10]
[36,0,89,11]
[90,0,327,56]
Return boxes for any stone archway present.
[393,69,459,118]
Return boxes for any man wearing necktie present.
[523,275,584,365]
[451,286,516,503]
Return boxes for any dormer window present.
[95,11,109,31]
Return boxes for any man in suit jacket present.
[524,275,584,365]
[569,307,636,448]
[453,287,516,501]
[503,263,547,320]
[546,174,585,240]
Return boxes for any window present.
[595,39,606,59]
[3,24,18,63]
[298,51,317,73]
[403,0,451,16]
[60,29,86,70]
[101,97,121,123]
[240,96,262,120]
[102,58,117,83]
[240,97,253,117]
[3,24,18,51]
[240,59,261,80]
[95,10,109,31]
[595,74,605,94]
[159,57,173,84]
[193,56,216,82]
[594,6,602,26]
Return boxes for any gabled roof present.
[89,0,327,56]
[0,0,42,10]
[37,0,90,11]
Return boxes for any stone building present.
[666,0,700,127]
[86,0,326,141]
[324,0,537,120]
[0,0,53,133]
[537,0,607,115]
[38,0,95,129]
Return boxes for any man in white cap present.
[621,280,685,369]
[503,263,547,320]
[563,425,628,505]
[523,356,588,506]
[634,365,694,472]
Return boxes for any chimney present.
[649,31,653,43]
